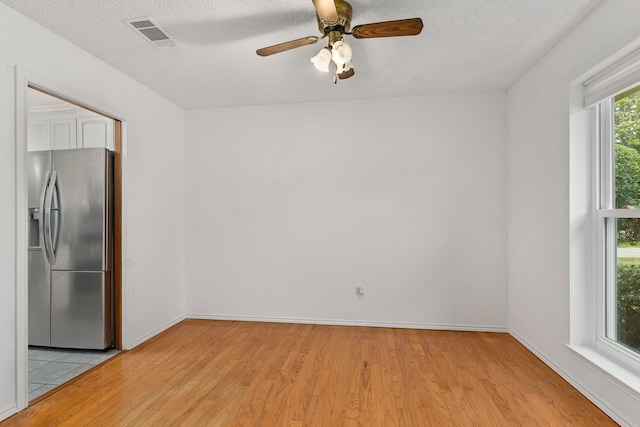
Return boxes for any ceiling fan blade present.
[351,18,423,39]
[311,0,338,23]
[256,36,320,57]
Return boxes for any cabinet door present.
[28,120,50,151]
[77,117,114,150]
[50,118,77,150]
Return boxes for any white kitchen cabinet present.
[28,120,50,151]
[28,117,77,151]
[50,118,77,150]
[28,110,114,152]
[77,116,114,150]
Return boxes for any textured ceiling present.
[3,0,602,109]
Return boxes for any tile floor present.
[28,346,119,401]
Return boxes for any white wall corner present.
[131,314,187,349]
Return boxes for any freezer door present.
[28,249,51,346]
[51,148,112,271]
[27,151,51,209]
[51,271,113,349]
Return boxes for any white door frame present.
[14,66,129,410]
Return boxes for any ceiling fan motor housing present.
[316,0,352,35]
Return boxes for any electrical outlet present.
[356,286,365,299]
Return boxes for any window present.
[596,86,640,369]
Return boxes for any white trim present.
[597,209,640,219]
[119,121,132,350]
[131,314,187,348]
[569,78,597,347]
[0,405,18,423]
[596,335,640,373]
[598,101,614,209]
[509,331,632,427]
[14,67,29,412]
[567,344,640,398]
[582,36,640,108]
[186,314,508,333]
[584,47,640,107]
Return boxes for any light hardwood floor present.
[2,320,615,426]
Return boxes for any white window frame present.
[594,94,640,374]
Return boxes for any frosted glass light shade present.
[331,41,352,65]
[311,48,332,72]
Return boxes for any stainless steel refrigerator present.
[28,148,113,350]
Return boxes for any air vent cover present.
[124,17,176,48]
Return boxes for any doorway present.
[15,72,124,409]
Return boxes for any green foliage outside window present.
[615,91,640,243]
[616,264,640,351]
[614,89,640,351]
[616,145,640,243]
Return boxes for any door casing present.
[15,66,126,410]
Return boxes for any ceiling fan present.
[256,0,423,82]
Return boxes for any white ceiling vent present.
[124,17,176,48]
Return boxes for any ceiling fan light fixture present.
[331,41,352,65]
[257,0,423,83]
[311,48,332,72]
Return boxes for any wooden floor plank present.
[2,320,616,426]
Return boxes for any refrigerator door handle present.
[44,170,57,265]
[39,171,50,258]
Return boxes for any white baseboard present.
[0,405,17,423]
[186,313,508,333]
[131,314,187,348]
[509,329,631,427]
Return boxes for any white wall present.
[508,0,640,425]
[0,3,186,418]
[186,93,508,330]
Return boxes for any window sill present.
[567,344,640,397]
